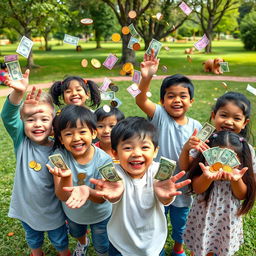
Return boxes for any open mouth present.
[221,127,234,132]
[32,130,45,136]
[72,143,85,150]
[129,161,144,169]
[70,97,81,103]
[172,105,183,109]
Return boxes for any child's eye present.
[142,146,150,150]
[110,125,115,128]
[97,125,103,129]
[234,117,242,121]
[123,146,131,150]
[42,118,50,122]
[64,133,71,136]
[80,130,87,134]
[181,95,187,99]
[65,90,71,94]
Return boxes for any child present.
[0,62,7,85]
[135,52,202,256]
[63,117,192,256]
[49,76,101,108]
[183,131,256,256]
[47,104,112,256]
[94,106,125,159]
[1,70,70,256]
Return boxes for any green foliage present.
[240,11,256,50]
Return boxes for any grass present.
[0,77,256,255]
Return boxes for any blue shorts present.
[165,205,190,244]
[21,221,68,251]
[67,217,110,254]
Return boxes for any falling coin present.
[161,65,168,72]
[164,46,170,51]
[7,232,14,237]
[110,100,118,108]
[29,160,37,169]
[120,69,126,76]
[81,59,88,68]
[109,84,119,92]
[122,62,134,72]
[156,12,163,21]
[146,91,152,97]
[103,105,111,113]
[131,83,138,90]
[112,33,121,42]
[221,82,228,89]
[132,42,141,51]
[128,10,137,19]
[77,173,86,180]
[34,163,42,171]
[122,26,130,35]
[91,58,101,69]
[80,18,93,25]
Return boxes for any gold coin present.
[77,180,85,186]
[222,165,233,173]
[122,62,134,72]
[34,163,42,171]
[91,58,101,69]
[128,10,137,19]
[111,33,121,42]
[29,160,37,169]
[7,232,14,237]
[80,18,93,25]
[81,59,88,68]
[221,82,228,89]
[119,69,126,76]
[209,166,216,173]
[77,173,86,180]
[113,159,120,164]
[109,84,119,92]
[132,42,141,51]
[121,26,130,35]
[211,162,223,172]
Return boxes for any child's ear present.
[112,149,118,159]
[153,146,159,158]
[59,136,63,144]
[190,98,194,107]
[92,130,97,140]
[242,118,250,129]
[211,111,215,121]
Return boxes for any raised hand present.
[46,164,72,178]
[185,129,209,153]
[199,162,223,181]
[221,167,248,182]
[140,49,160,79]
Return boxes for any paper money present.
[194,34,209,51]
[219,62,230,72]
[154,157,176,181]
[16,36,34,58]
[218,148,234,165]
[98,162,122,182]
[64,34,80,46]
[132,70,141,84]
[128,37,139,50]
[128,24,139,37]
[101,91,115,100]
[202,149,213,166]
[196,122,215,142]
[49,154,69,170]
[228,154,241,168]
[246,84,256,96]
[100,77,112,92]
[4,55,18,62]
[179,1,192,16]
[146,38,162,57]
[127,84,141,97]
[103,54,118,70]
[6,61,23,81]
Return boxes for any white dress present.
[184,181,243,256]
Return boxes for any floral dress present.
[184,181,243,256]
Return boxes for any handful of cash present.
[49,153,69,170]
[154,157,176,181]
[98,162,122,182]
[203,147,240,173]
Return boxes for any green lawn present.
[0,77,256,255]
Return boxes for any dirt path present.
[0,75,255,97]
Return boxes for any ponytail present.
[49,81,63,106]
[86,80,101,108]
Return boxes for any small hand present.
[221,167,248,182]
[199,162,223,181]
[140,49,160,79]
[46,164,72,178]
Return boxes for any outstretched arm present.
[135,50,159,118]
[154,171,191,205]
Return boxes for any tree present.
[191,0,240,53]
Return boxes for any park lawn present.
[0,39,256,85]
[0,78,256,255]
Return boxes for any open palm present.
[140,52,160,78]
[5,69,30,93]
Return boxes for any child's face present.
[59,120,96,161]
[96,115,118,145]
[23,103,54,145]
[211,102,249,134]
[63,80,89,106]
[161,85,193,121]
[112,135,158,179]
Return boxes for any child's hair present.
[20,92,55,118]
[111,116,158,151]
[188,130,256,216]
[0,62,7,69]
[53,105,96,150]
[160,74,194,101]
[49,76,101,108]
[94,106,125,122]
[211,92,251,141]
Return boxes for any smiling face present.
[63,80,89,106]
[211,102,249,134]
[112,135,158,179]
[161,85,193,124]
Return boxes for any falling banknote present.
[16,36,34,58]
[63,34,80,46]
[196,122,215,142]
[146,38,162,57]
[98,162,122,182]
[154,157,176,181]
[49,154,69,170]
[6,61,23,81]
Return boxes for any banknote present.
[146,38,162,57]
[194,34,209,51]
[246,84,256,96]
[128,23,139,37]
[154,157,176,181]
[202,149,212,166]
[196,122,215,142]
[219,62,230,72]
[16,36,34,58]
[64,34,80,46]
[208,147,220,165]
[100,77,112,92]
[103,54,118,70]
[101,91,115,100]
[218,148,234,165]
[128,36,139,50]
[6,61,23,81]
[98,162,122,182]
[132,70,141,84]
[127,84,141,97]
[179,1,192,16]
[227,154,241,168]
[49,154,69,170]
[4,54,18,62]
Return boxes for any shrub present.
[233,30,240,39]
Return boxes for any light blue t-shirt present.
[1,98,66,231]
[50,146,112,224]
[150,104,202,207]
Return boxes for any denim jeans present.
[21,221,68,251]
[67,216,110,254]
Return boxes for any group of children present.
[1,51,256,256]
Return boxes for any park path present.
[0,75,256,97]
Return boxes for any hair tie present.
[83,79,88,84]
[56,109,61,116]
[212,133,218,138]
[239,137,244,142]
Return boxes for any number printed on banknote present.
[101,91,115,100]
[196,122,215,142]
[6,61,23,81]
[98,162,122,182]
[154,157,176,181]
[49,154,69,170]
[16,36,34,58]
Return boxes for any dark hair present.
[53,105,96,149]
[211,92,251,141]
[160,74,194,101]
[188,130,256,216]
[94,106,125,122]
[0,63,7,69]
[111,116,158,151]
[49,76,101,108]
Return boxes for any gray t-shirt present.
[1,98,65,231]
[150,104,202,207]
[50,146,112,224]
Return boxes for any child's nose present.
[132,148,142,156]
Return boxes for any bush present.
[240,11,256,50]
[233,30,240,39]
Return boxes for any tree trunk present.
[205,32,212,53]
[95,30,101,49]
[25,32,36,69]
[120,34,136,64]
[144,37,151,51]
[44,33,49,51]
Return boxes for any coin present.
[161,65,168,72]
[156,12,163,20]
[221,82,228,89]
[77,173,86,180]
[128,10,137,19]
[122,62,133,72]
[81,59,88,68]
[122,26,130,35]
[132,42,141,51]
[120,69,126,76]
[110,100,118,107]
[34,163,42,171]
[131,83,138,90]
[164,46,170,51]
[91,58,101,69]
[187,55,192,63]
[222,165,233,173]
[103,105,111,113]
[109,84,119,92]
[29,160,37,169]
[113,159,120,164]
[112,33,121,42]
[80,18,93,25]
[7,232,14,237]
[77,180,85,186]
[146,91,152,97]
[211,162,223,172]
